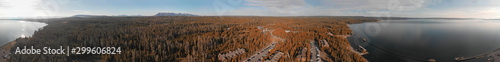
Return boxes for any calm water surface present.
[348,19,500,62]
[0,20,46,46]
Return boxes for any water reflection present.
[0,20,46,45]
[348,19,500,62]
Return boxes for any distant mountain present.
[484,19,500,20]
[111,15,142,17]
[154,12,197,16]
[72,15,107,18]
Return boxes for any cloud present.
[422,7,500,18]
[73,10,94,14]
[397,0,500,18]
[244,0,308,14]
[321,0,431,11]
[238,0,500,18]
[239,0,436,16]
[0,2,3,7]
[245,0,306,10]
[0,0,65,17]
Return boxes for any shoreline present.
[343,20,381,61]
[0,40,17,62]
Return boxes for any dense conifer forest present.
[8,16,378,62]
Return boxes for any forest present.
[8,16,378,62]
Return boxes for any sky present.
[0,0,499,19]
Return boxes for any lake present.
[348,19,500,62]
[0,20,46,46]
